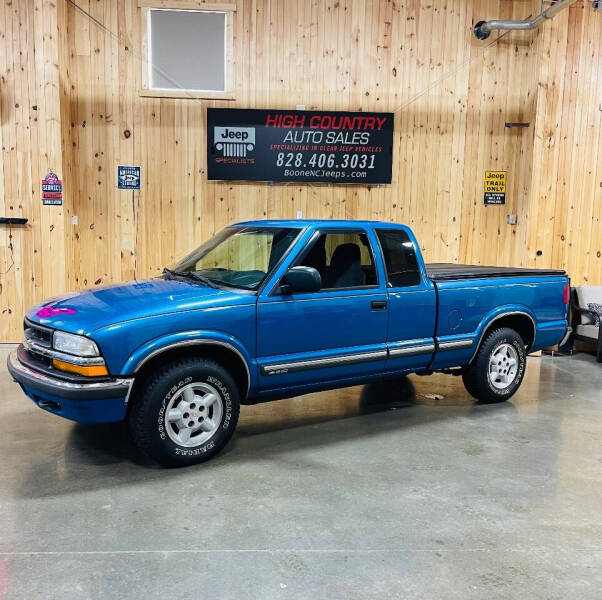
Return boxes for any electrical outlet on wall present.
[72,215,79,225]
[507,214,517,225]
[296,210,303,219]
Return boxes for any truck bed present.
[426,263,566,282]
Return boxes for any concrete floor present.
[0,345,601,600]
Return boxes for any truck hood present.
[25,277,252,336]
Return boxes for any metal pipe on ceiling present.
[473,0,576,40]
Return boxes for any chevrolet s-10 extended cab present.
[8,220,570,466]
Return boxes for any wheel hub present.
[164,382,223,447]
[488,343,519,390]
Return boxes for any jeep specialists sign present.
[207,108,393,184]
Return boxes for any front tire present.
[462,327,527,403]
[129,358,240,467]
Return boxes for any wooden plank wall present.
[528,2,602,283]
[0,0,67,342]
[0,0,600,342]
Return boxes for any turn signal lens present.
[563,283,570,304]
[52,359,108,377]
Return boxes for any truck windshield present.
[169,226,300,290]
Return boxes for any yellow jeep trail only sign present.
[484,170,506,205]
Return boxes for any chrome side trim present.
[468,310,536,363]
[558,326,571,348]
[22,338,106,366]
[438,339,474,351]
[124,380,134,404]
[388,343,435,357]
[133,339,251,394]
[262,349,387,376]
[8,350,132,394]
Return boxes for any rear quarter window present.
[376,229,421,287]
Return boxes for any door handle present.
[371,300,387,311]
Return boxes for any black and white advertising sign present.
[207,108,393,184]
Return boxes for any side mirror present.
[282,266,321,294]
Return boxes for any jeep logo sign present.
[215,126,255,143]
[214,126,256,157]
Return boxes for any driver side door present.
[256,228,389,392]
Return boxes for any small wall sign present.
[484,170,506,205]
[42,172,63,205]
[118,165,141,190]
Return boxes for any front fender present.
[120,330,257,390]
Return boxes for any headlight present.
[53,331,100,357]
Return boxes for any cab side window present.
[376,229,421,287]
[297,231,378,290]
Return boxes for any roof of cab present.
[232,219,407,229]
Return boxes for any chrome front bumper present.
[7,349,133,401]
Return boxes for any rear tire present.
[462,327,526,404]
[129,358,240,467]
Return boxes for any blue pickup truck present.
[8,220,569,466]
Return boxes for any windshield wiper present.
[162,268,220,289]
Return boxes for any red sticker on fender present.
[36,307,76,318]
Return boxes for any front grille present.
[24,320,53,348]
[24,319,53,366]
